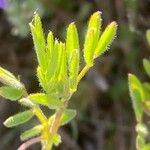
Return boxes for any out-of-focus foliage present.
[5,0,45,37]
[128,30,150,150]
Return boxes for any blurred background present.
[0,0,150,150]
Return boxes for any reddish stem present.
[18,136,41,150]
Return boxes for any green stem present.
[77,65,91,83]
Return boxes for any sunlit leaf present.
[29,93,63,109]
[88,11,102,51]
[29,14,47,70]
[0,66,15,79]
[84,28,95,66]
[0,67,24,90]
[69,49,79,92]
[66,22,79,61]
[94,21,117,57]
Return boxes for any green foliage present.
[128,74,144,122]
[3,110,34,128]
[143,59,150,77]
[128,31,150,149]
[0,11,117,150]
[0,86,23,101]
[60,109,76,125]
[146,30,150,45]
[20,125,43,141]
[28,93,63,109]
[5,0,45,37]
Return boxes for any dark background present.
[0,0,150,150]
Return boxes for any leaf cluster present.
[0,11,117,149]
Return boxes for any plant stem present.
[77,65,91,83]
[18,136,41,150]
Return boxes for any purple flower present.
[0,0,8,9]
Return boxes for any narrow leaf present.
[0,66,15,79]
[143,59,150,77]
[128,74,144,122]
[88,11,102,49]
[94,21,117,57]
[19,98,36,108]
[29,14,46,70]
[47,31,54,64]
[28,93,63,109]
[0,67,24,90]
[4,110,34,128]
[84,28,95,66]
[20,125,43,141]
[146,29,150,45]
[37,66,48,91]
[66,22,79,61]
[60,109,76,126]
[47,39,59,80]
[69,49,79,92]
[0,86,23,101]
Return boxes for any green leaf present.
[66,22,79,61]
[128,74,144,122]
[47,39,59,80]
[28,93,63,109]
[4,110,34,128]
[143,59,150,77]
[142,83,150,115]
[19,98,36,108]
[48,109,76,127]
[59,43,67,80]
[0,86,23,101]
[29,14,46,70]
[0,66,15,79]
[94,21,117,57]
[55,42,65,80]
[146,29,150,45]
[0,67,24,90]
[60,109,76,125]
[142,83,150,101]
[37,66,48,91]
[84,28,95,66]
[88,11,102,50]
[69,49,79,92]
[47,31,54,62]
[51,133,61,146]
[20,125,43,141]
